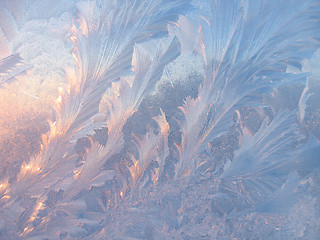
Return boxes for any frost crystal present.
[0,0,320,239]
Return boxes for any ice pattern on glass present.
[0,0,320,239]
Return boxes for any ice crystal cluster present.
[1,0,320,239]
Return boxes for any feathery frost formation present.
[0,0,320,239]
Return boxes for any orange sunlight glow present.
[56,95,62,104]
[17,161,42,181]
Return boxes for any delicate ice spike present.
[0,53,32,85]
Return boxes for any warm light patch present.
[18,161,42,181]
[128,159,139,184]
[71,52,79,67]
[0,180,9,191]
[56,95,62,104]
[29,201,45,223]
[1,195,10,200]
[71,24,77,35]
[22,226,34,236]
[70,35,77,43]
[151,171,159,185]
[36,202,44,211]
[73,169,81,179]
[49,121,57,137]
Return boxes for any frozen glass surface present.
[0,0,320,239]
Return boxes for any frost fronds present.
[128,129,162,193]
[222,111,299,179]
[173,0,320,178]
[0,53,32,86]
[62,0,191,140]
[127,110,170,193]
[218,111,320,213]
[26,0,188,148]
[9,0,183,192]
[2,1,188,236]
[1,0,320,239]
[100,36,181,125]
[152,110,170,179]
[63,141,117,200]
[222,111,298,186]
[68,37,178,198]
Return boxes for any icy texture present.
[0,0,320,239]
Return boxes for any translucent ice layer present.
[0,0,320,239]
